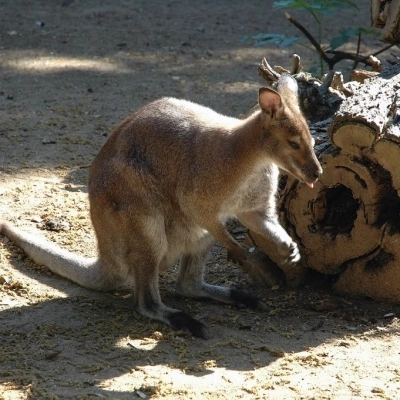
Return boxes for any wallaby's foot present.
[137,305,210,339]
[176,279,265,312]
[230,288,266,310]
[226,245,247,266]
[168,311,210,339]
[177,251,264,311]
[135,282,210,339]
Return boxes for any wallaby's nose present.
[314,168,323,179]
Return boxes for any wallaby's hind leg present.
[176,237,262,309]
[131,254,210,339]
[92,204,210,338]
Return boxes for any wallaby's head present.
[258,74,322,188]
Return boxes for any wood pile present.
[245,59,400,303]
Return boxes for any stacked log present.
[244,0,400,301]
[253,64,400,303]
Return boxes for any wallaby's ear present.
[258,87,281,119]
[276,73,298,99]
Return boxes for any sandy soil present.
[1,1,400,399]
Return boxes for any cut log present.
[328,67,400,154]
[244,59,400,302]
[249,64,400,303]
[333,223,400,303]
[350,69,380,83]
[276,63,400,302]
[281,151,387,275]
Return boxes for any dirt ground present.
[1,1,400,399]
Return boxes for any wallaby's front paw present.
[227,245,246,266]
[279,240,301,265]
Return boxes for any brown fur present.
[1,74,322,338]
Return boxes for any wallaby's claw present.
[279,241,301,265]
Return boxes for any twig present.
[258,58,280,84]
[285,13,332,67]
[352,32,362,70]
[327,43,396,66]
[291,54,302,74]
[286,12,397,71]
[319,70,335,95]
[370,43,397,58]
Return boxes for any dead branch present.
[350,69,380,83]
[257,57,280,85]
[319,70,335,95]
[290,54,302,74]
[331,72,354,97]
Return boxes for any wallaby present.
[0,74,322,339]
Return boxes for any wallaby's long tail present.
[0,222,106,290]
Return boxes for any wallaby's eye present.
[288,140,300,150]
